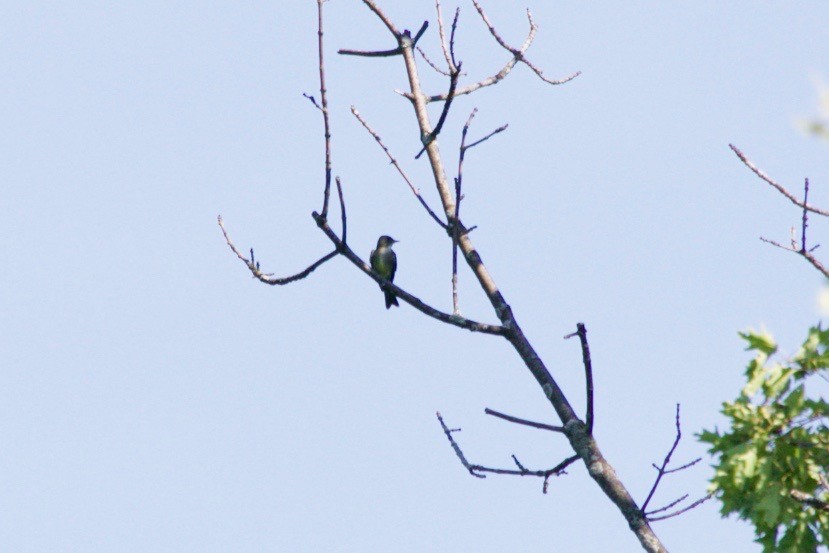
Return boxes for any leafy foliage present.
[699,327,829,552]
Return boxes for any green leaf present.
[741,330,778,356]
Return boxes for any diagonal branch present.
[729,144,829,216]
[417,45,451,76]
[351,106,448,230]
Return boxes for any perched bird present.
[370,235,399,309]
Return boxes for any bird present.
[370,235,399,309]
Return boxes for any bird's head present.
[377,235,398,248]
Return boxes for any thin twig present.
[448,6,460,69]
[351,106,448,230]
[437,411,486,478]
[485,407,564,432]
[646,494,689,516]
[760,236,829,278]
[729,144,829,216]
[450,110,508,313]
[218,215,337,285]
[640,404,705,520]
[422,2,579,103]
[452,108,477,314]
[660,457,702,475]
[466,124,508,149]
[647,493,715,522]
[418,46,451,76]
[801,178,810,252]
[641,405,683,513]
[416,62,462,159]
[452,172,461,314]
[313,0,333,219]
[336,177,347,245]
[435,0,455,71]
[437,412,576,486]
[565,323,594,434]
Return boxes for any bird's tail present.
[384,290,399,309]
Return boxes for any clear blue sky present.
[3,1,828,551]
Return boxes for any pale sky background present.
[2,1,829,552]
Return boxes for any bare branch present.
[417,46,451,76]
[646,494,690,516]
[218,215,337,285]
[435,0,453,70]
[424,2,580,103]
[313,0,333,218]
[759,227,829,279]
[311,211,506,335]
[465,124,508,150]
[302,92,322,111]
[360,0,401,37]
[339,46,407,58]
[437,411,487,478]
[639,404,707,522]
[411,20,430,46]
[729,144,829,216]
[452,171,461,314]
[335,177,347,245]
[647,493,715,522]
[437,412,577,486]
[801,177,810,251]
[448,6,460,69]
[232,3,664,549]
[451,109,507,313]
[565,323,594,434]
[416,61,462,159]
[351,106,448,230]
[452,109,477,315]
[485,407,564,432]
[641,404,683,513]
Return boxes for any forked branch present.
[731,144,828,277]
[218,215,338,285]
[640,404,712,521]
[437,411,578,492]
[423,1,580,103]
